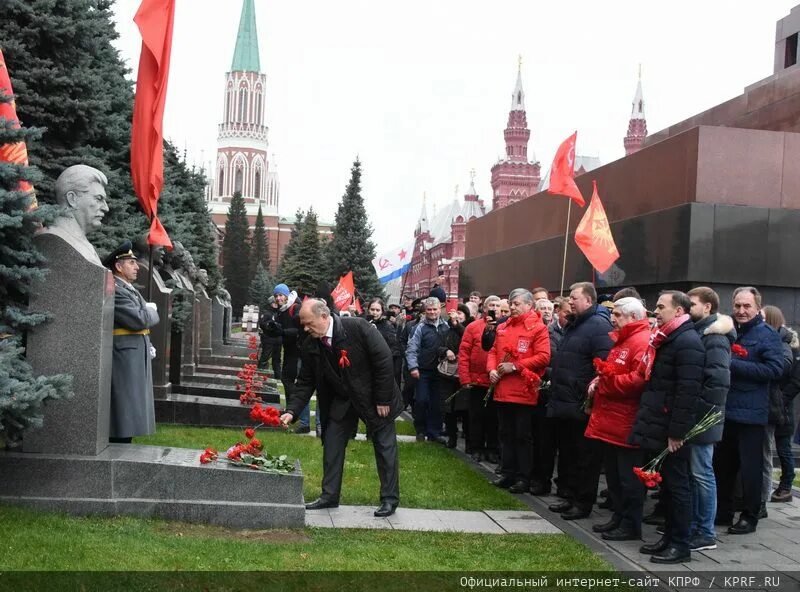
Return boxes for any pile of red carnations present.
[199,420,294,474]
[236,334,270,405]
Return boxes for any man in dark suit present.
[280,299,403,517]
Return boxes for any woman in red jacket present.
[487,289,551,493]
[585,296,651,541]
[458,295,501,463]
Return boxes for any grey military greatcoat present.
[110,276,159,438]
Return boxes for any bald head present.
[299,298,331,338]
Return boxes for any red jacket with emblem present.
[486,310,551,405]
[458,318,491,387]
[585,318,651,448]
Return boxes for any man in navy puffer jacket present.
[714,287,783,535]
[547,282,613,520]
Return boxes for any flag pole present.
[147,243,155,301]
[559,200,572,296]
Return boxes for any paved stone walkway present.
[305,505,561,534]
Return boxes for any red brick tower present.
[490,59,541,210]
[624,67,647,155]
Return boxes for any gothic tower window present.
[254,169,261,199]
[218,168,225,196]
[239,88,248,122]
[234,167,243,194]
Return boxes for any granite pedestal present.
[134,261,172,399]
[174,271,196,377]
[197,290,212,358]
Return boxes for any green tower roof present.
[231,0,261,72]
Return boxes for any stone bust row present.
[42,164,225,300]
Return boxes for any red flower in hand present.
[339,349,351,368]
[244,427,255,439]
[731,344,748,358]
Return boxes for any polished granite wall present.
[459,202,800,325]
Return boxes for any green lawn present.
[135,425,525,511]
[0,504,609,573]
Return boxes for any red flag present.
[331,272,355,311]
[353,297,363,315]
[547,131,585,207]
[131,0,175,249]
[0,49,36,209]
[574,181,619,273]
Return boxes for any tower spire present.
[511,54,525,111]
[624,65,648,155]
[231,0,261,72]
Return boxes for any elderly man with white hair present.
[583,297,652,541]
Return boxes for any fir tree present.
[158,143,223,293]
[291,207,325,295]
[0,90,72,446]
[221,191,251,314]
[0,0,148,257]
[251,204,270,276]
[278,208,303,283]
[326,159,383,301]
[248,262,274,310]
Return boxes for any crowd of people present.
[258,276,800,564]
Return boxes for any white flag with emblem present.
[372,241,414,284]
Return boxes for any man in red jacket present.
[458,295,501,462]
[584,297,651,540]
[487,289,551,493]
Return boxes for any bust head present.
[196,268,209,287]
[133,234,165,268]
[165,240,186,271]
[54,165,109,234]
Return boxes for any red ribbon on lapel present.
[338,349,351,368]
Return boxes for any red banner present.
[574,181,619,273]
[547,131,585,207]
[0,49,36,209]
[331,272,355,311]
[131,0,175,249]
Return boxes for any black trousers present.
[556,417,603,509]
[468,387,498,453]
[497,402,535,484]
[714,420,765,523]
[659,445,692,553]
[259,338,282,377]
[604,443,646,534]
[531,403,556,487]
[320,404,400,505]
[281,353,299,397]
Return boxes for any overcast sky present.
[111,0,796,253]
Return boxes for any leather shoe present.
[602,527,640,541]
[639,537,669,555]
[771,488,793,502]
[561,506,591,521]
[508,480,530,494]
[530,482,551,496]
[374,502,398,517]
[548,500,573,513]
[728,517,757,535]
[492,476,515,489]
[650,546,691,564]
[592,518,621,533]
[305,498,339,510]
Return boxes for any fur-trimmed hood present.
[780,325,800,350]
[703,314,735,338]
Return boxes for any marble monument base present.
[0,444,304,528]
[155,394,282,428]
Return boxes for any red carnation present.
[731,344,748,358]
[199,453,212,464]
[244,427,255,439]
[249,438,263,450]
[248,353,258,361]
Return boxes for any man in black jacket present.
[280,299,404,517]
[547,282,613,519]
[630,291,705,564]
[258,297,283,376]
[687,287,734,551]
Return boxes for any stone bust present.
[193,268,209,293]
[41,164,109,265]
[133,235,166,270]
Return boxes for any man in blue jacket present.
[714,286,784,535]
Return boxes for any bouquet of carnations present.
[633,408,723,488]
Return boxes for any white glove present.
[145,302,157,311]
[149,345,157,359]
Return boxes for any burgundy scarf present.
[641,314,690,381]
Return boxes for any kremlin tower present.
[490,59,541,210]
[624,67,647,155]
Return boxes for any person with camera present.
[258,296,283,377]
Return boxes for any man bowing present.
[280,299,403,517]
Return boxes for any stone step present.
[196,364,275,378]
[185,371,278,390]
[155,393,283,428]
[175,381,280,404]
[200,354,251,368]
